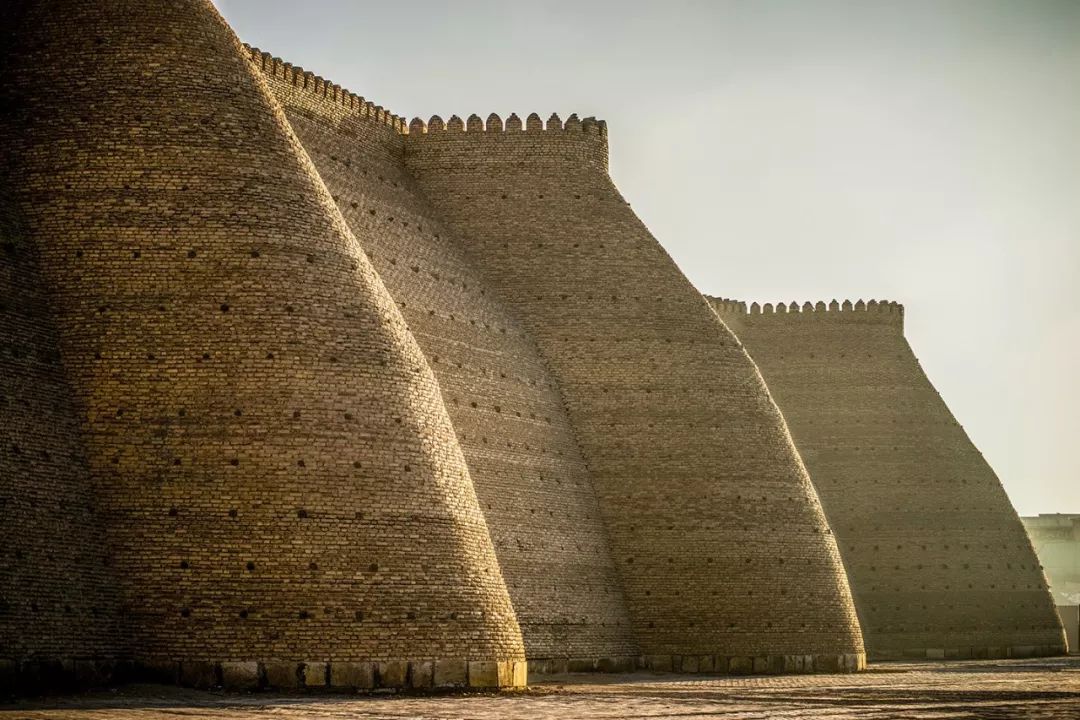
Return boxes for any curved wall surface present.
[1,0,523,690]
[250,49,637,671]
[404,117,866,672]
[710,298,1066,659]
[0,201,123,690]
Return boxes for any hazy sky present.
[216,0,1080,516]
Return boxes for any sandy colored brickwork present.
[1,0,523,689]
[0,205,123,664]
[710,297,1065,659]
[253,51,637,667]
[403,117,865,668]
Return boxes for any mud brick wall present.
[0,0,523,684]
[7,0,1063,687]
[0,201,123,678]
[404,116,866,670]
[250,48,638,668]
[711,298,1066,659]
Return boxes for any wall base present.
[527,653,867,677]
[18,646,1067,695]
[0,658,125,696]
[640,652,867,675]
[0,658,528,696]
[870,645,1067,662]
[527,656,639,676]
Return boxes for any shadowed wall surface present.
[0,202,123,684]
[251,49,637,670]
[711,298,1065,659]
[0,0,524,689]
[403,116,866,671]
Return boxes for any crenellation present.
[403,111,610,172]
[405,110,604,140]
[245,44,402,130]
[710,296,905,329]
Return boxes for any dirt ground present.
[5,657,1080,719]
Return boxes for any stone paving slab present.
[4,658,1080,719]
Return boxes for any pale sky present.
[215,0,1080,516]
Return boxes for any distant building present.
[1023,515,1080,605]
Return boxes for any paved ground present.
[5,657,1080,719]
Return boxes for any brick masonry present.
[403,118,866,667]
[710,298,1066,659]
[0,204,124,683]
[1,0,523,690]
[1,0,1064,694]
[252,51,638,668]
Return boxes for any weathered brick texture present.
[710,298,1066,659]
[250,51,638,668]
[1,0,523,687]
[403,118,866,667]
[0,203,124,682]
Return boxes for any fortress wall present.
[709,297,1066,659]
[252,49,638,669]
[0,0,524,690]
[0,203,123,688]
[403,118,867,672]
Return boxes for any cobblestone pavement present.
[5,658,1080,719]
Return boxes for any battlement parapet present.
[404,112,609,172]
[246,44,608,167]
[247,45,607,141]
[405,112,607,137]
[245,45,408,133]
[708,296,904,330]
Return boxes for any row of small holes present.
[176,559,378,573]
